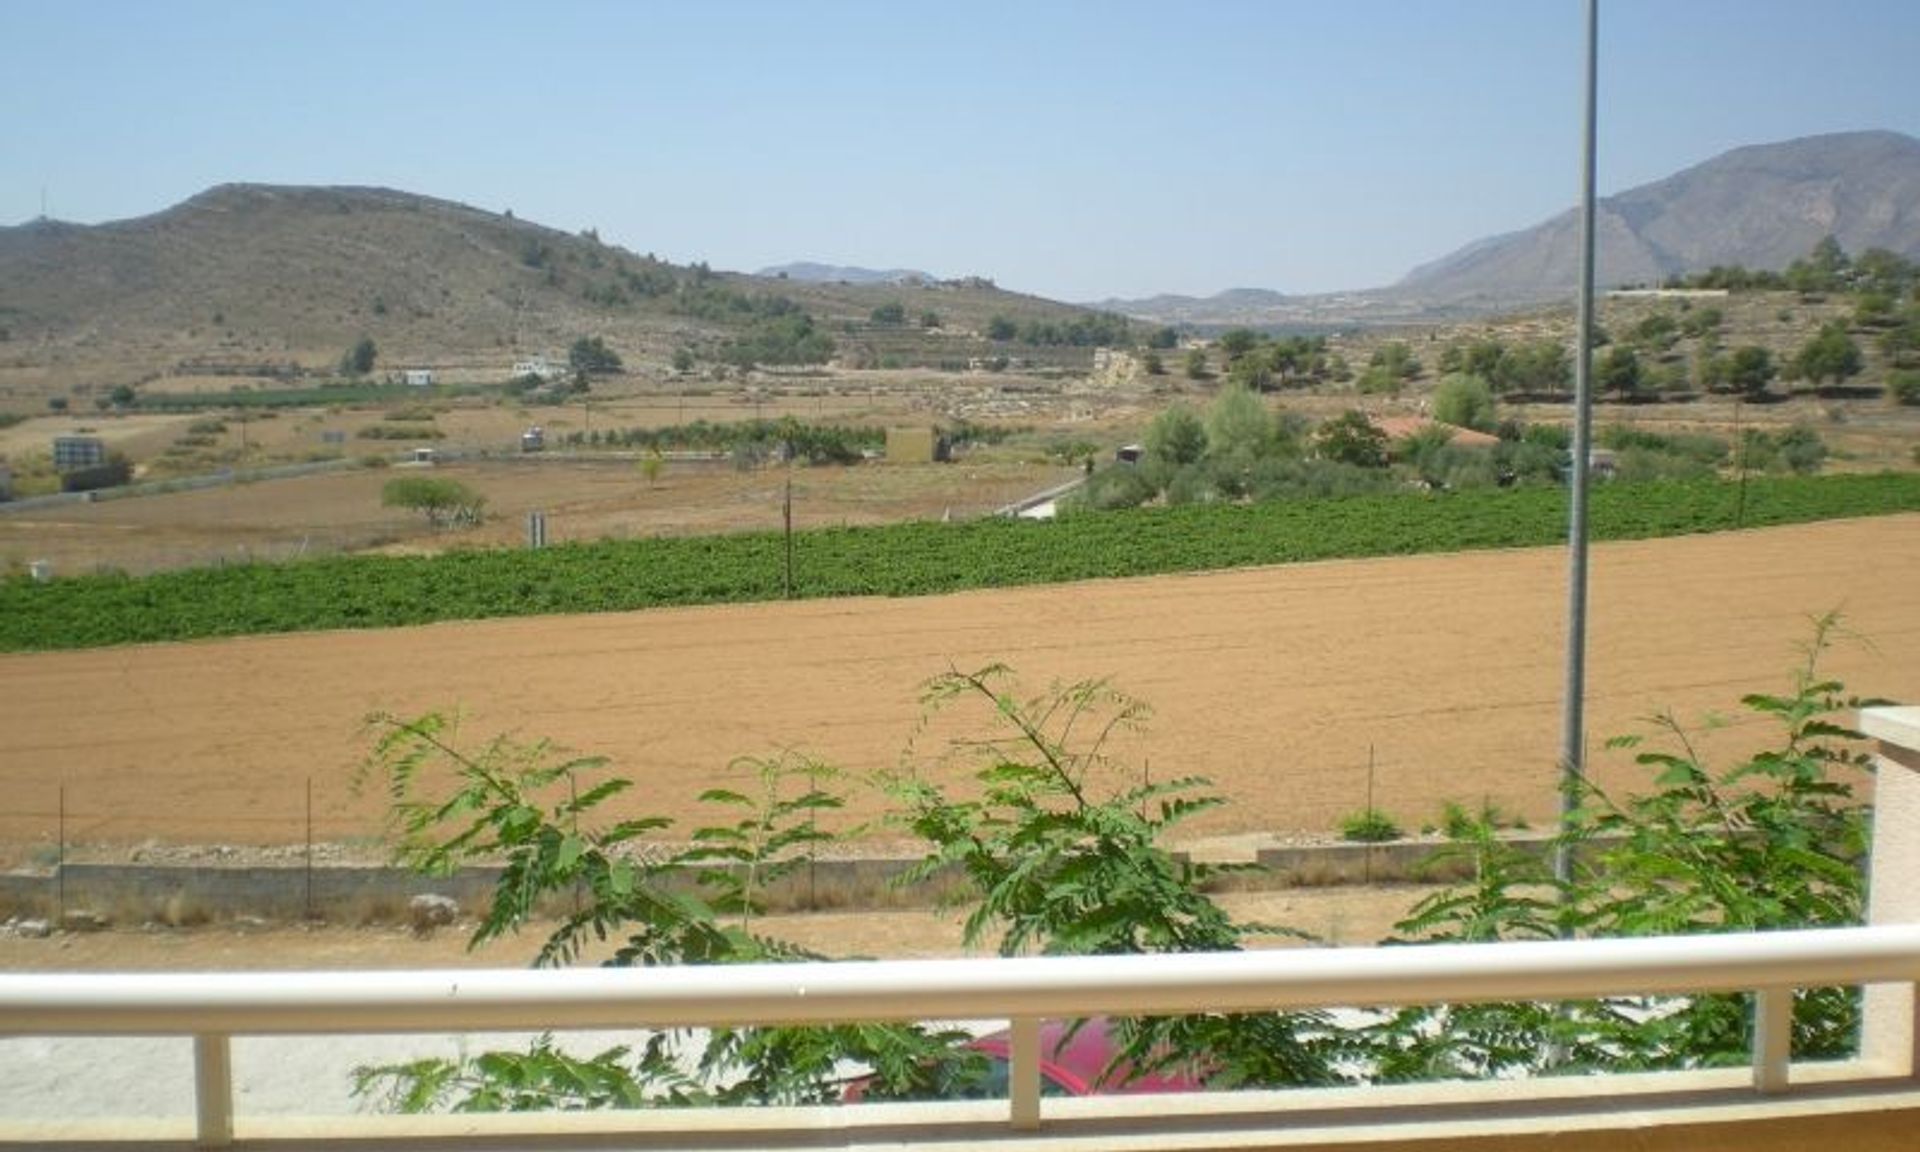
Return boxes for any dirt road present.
[3,516,1915,855]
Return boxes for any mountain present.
[0,185,1097,394]
[1101,130,1920,328]
[0,184,632,368]
[1396,130,1920,307]
[757,262,935,285]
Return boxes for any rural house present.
[51,435,107,473]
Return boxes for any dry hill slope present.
[1398,130,1920,306]
[0,184,1114,399]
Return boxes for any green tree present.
[380,476,487,528]
[985,315,1017,341]
[1358,343,1420,396]
[1144,403,1208,465]
[1219,328,1260,361]
[1431,374,1496,432]
[1880,307,1920,367]
[341,336,378,377]
[1679,307,1724,339]
[1790,323,1863,386]
[1742,426,1828,475]
[1146,325,1180,350]
[1851,247,1916,296]
[1889,369,1920,406]
[918,309,941,329]
[1312,410,1388,468]
[1716,345,1778,397]
[108,383,138,408]
[1853,292,1898,329]
[1785,235,1851,295]
[1183,347,1211,380]
[569,335,624,375]
[1595,346,1644,400]
[1369,342,1421,381]
[869,302,906,325]
[1500,340,1570,395]
[671,348,695,374]
[1141,349,1166,375]
[1205,381,1270,463]
[1627,312,1680,354]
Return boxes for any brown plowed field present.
[3,516,1916,859]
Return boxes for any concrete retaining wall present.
[0,836,1566,927]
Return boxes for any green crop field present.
[3,472,1917,653]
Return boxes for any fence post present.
[1008,1016,1041,1130]
[1752,986,1792,1093]
[194,1033,233,1148]
[304,776,314,921]
[1861,706,1920,1078]
[57,785,66,922]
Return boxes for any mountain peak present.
[1397,130,1920,305]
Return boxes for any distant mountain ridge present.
[1397,130,1920,305]
[757,262,935,285]
[1100,130,1920,328]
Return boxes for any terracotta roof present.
[1371,414,1500,448]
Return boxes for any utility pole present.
[1556,0,1601,891]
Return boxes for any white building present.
[511,357,562,381]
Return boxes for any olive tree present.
[381,476,486,528]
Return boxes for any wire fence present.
[2,701,1795,863]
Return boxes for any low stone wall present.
[0,837,1555,927]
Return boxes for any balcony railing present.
[2,704,1917,1151]
[6,925,1920,1148]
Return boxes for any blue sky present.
[4,1,1917,301]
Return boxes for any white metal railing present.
[4,925,1920,1148]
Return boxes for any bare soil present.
[2,515,1913,860]
[0,455,1080,575]
[0,885,1439,971]
[2,515,1914,972]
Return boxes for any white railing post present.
[193,1032,233,1148]
[1862,706,1920,1078]
[1753,986,1793,1094]
[1008,1016,1041,1130]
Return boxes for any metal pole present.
[782,465,794,599]
[1365,746,1376,885]
[1557,0,1600,890]
[304,777,314,921]
[1734,391,1748,528]
[57,784,66,921]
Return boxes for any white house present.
[512,357,561,381]
[402,369,434,387]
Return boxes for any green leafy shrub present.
[351,717,986,1110]
[1378,614,1881,1076]
[1339,808,1403,843]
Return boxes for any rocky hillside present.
[0,184,1106,401]
[1102,131,1920,329]
[1398,130,1920,307]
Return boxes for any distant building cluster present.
[52,435,107,473]
[512,356,563,382]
